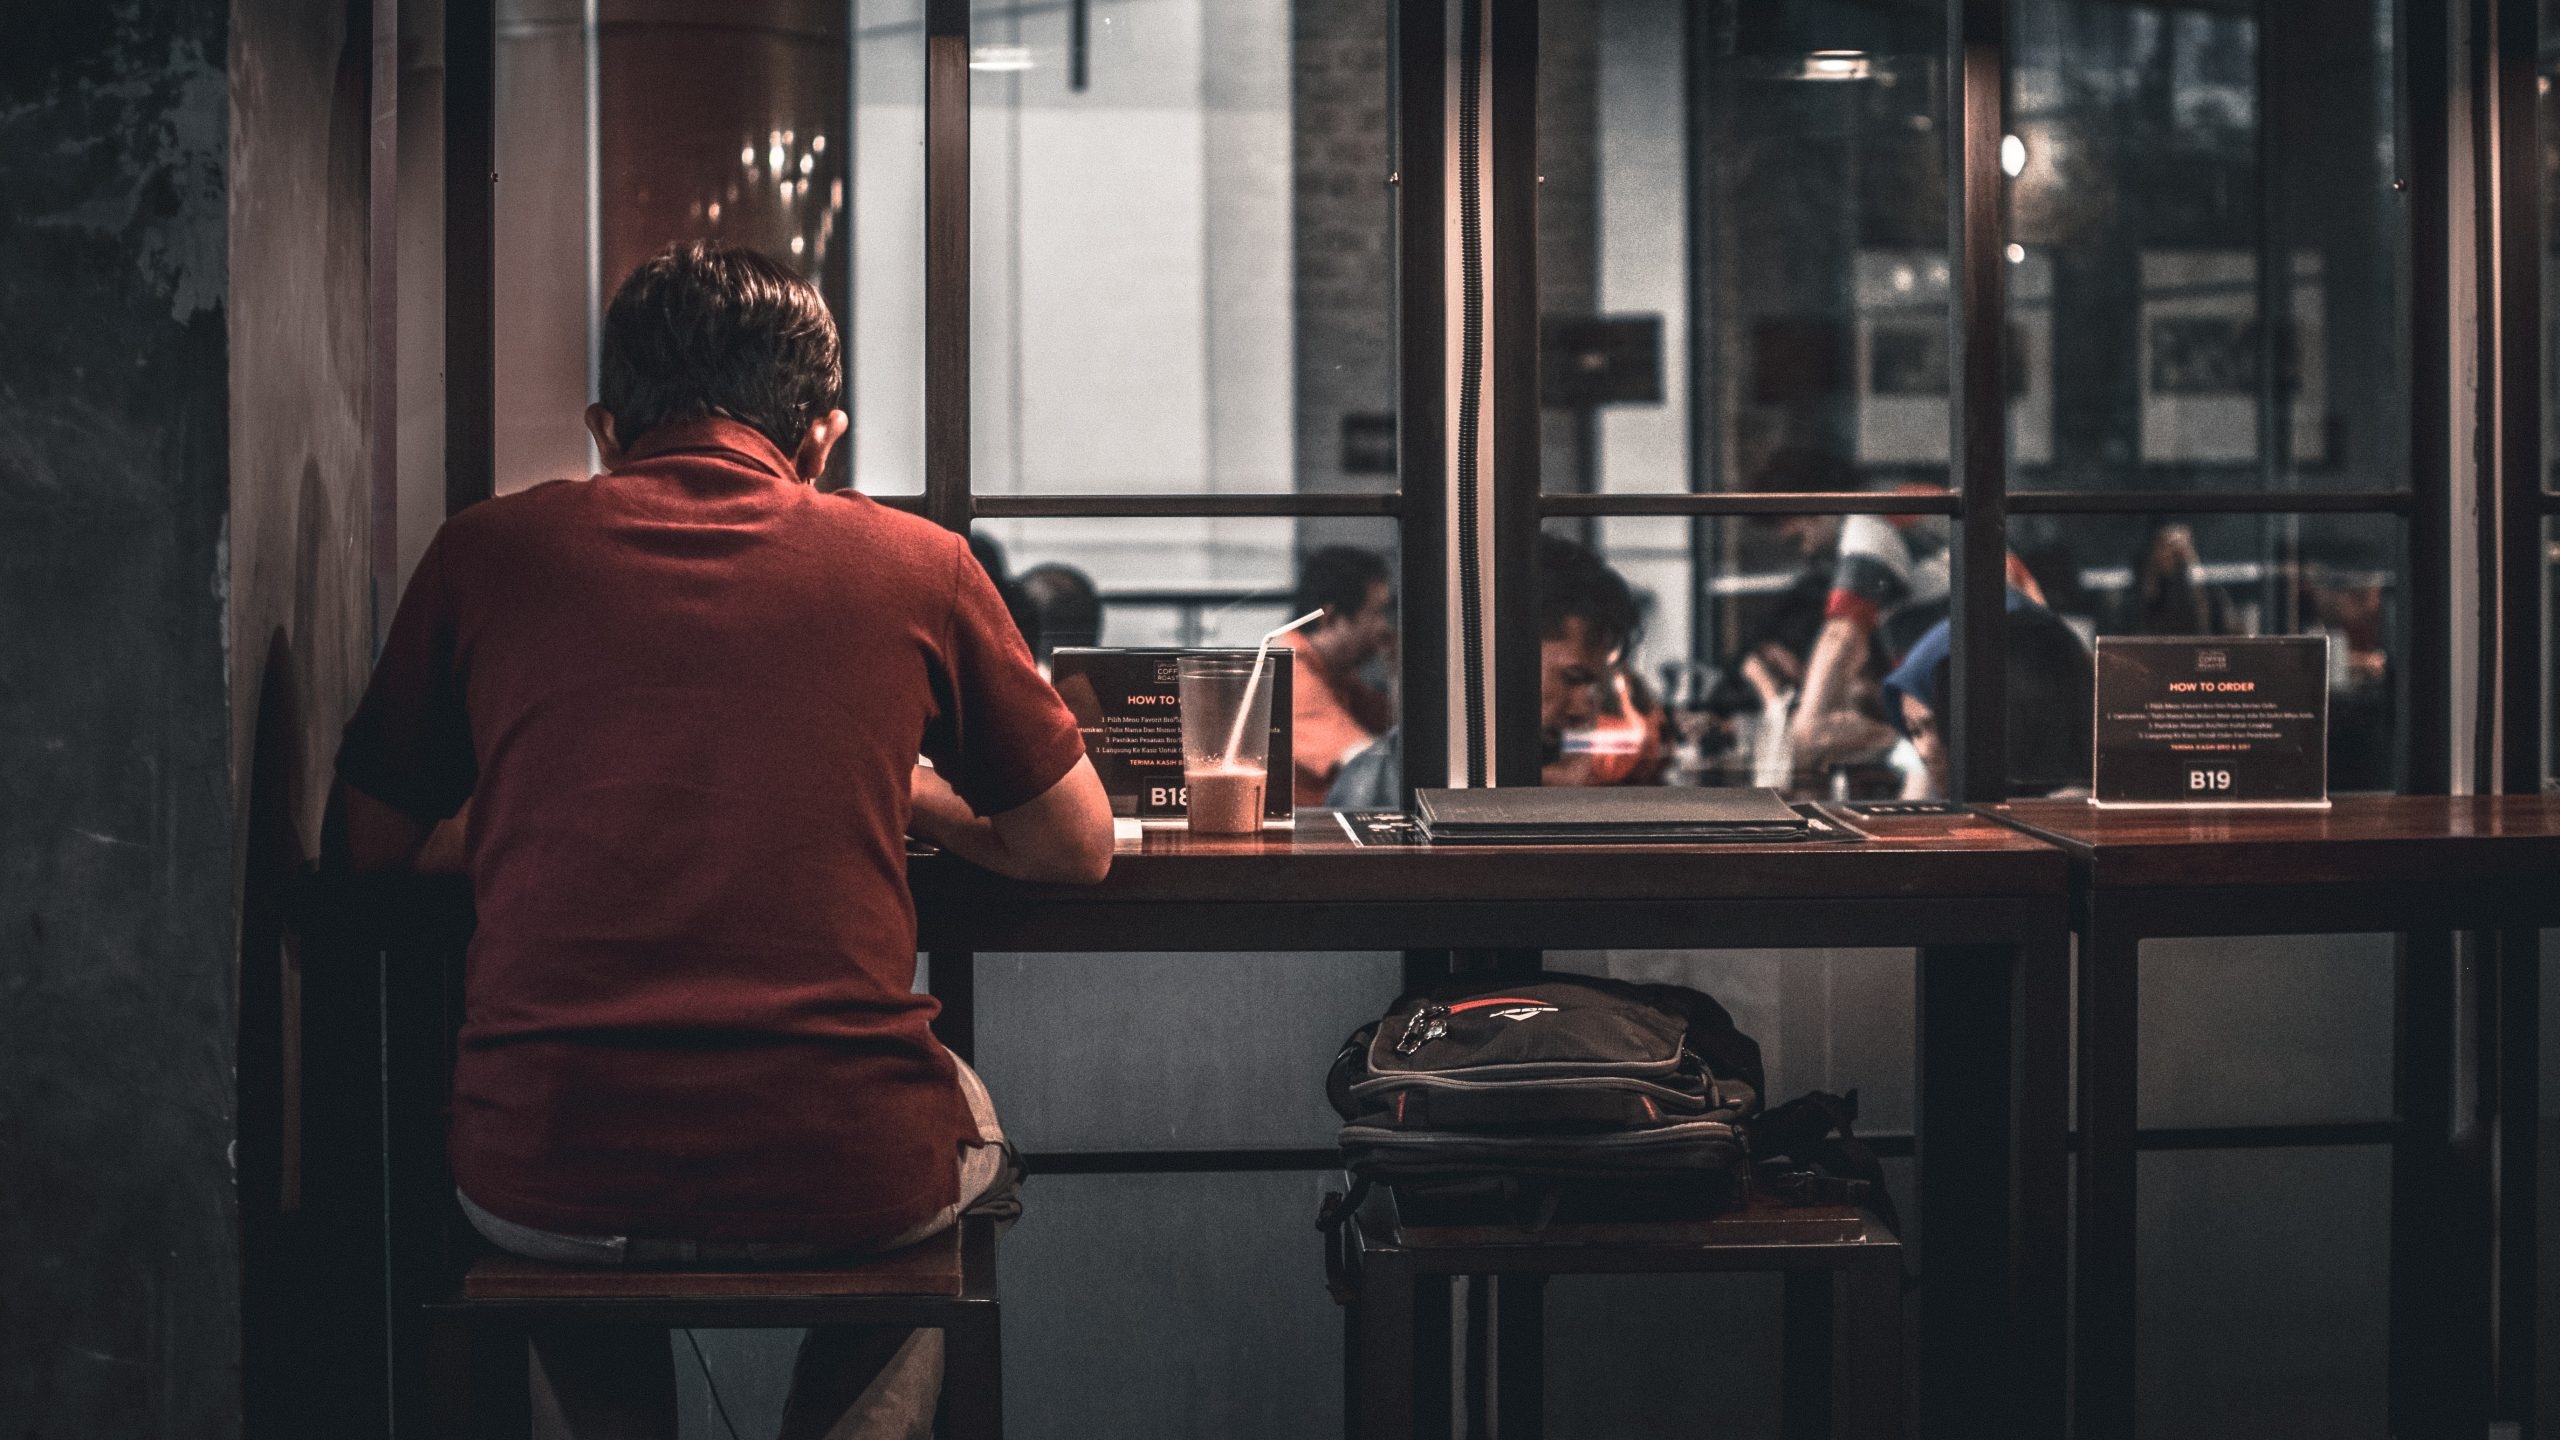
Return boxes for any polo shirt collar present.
[619,416,803,484]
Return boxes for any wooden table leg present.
[2074,919,2141,1440]
[1833,1256,1905,1440]
[1917,931,2065,1440]
[1780,1268,1837,1440]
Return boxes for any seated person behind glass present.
[1284,545,1398,805]
[1879,589,2094,800]
[1327,533,1641,807]
[332,242,1113,1439]
[1743,447,2045,771]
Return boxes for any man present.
[1880,590,2094,799]
[1326,533,1640,807]
[1742,446,2042,770]
[1282,546,1397,805]
[336,242,1112,1438]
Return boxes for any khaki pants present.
[459,1059,1015,1440]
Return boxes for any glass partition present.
[2007,0,2403,493]
[1536,0,1950,497]
[492,0,858,495]
[967,0,1393,496]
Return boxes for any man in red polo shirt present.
[337,242,1111,1437]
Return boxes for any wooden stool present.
[1329,1189,1902,1440]
[424,1212,1003,1439]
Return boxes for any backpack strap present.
[1316,1179,1374,1305]
[1747,1088,1902,1238]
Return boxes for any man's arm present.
[340,783,468,875]
[1789,612,1873,758]
[910,757,1114,884]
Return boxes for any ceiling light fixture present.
[1800,50,1871,81]
[970,44,1035,72]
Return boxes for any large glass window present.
[967,0,1390,498]
[493,0,857,495]
[1537,0,1950,498]
[2009,0,2402,494]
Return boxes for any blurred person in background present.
[1737,445,2046,773]
[1284,546,1398,806]
[1327,533,1642,807]
[1880,590,2095,800]
[2116,522,2231,637]
[1019,562,1101,671]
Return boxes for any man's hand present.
[340,784,469,875]
[909,758,1115,884]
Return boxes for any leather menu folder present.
[1411,786,1810,844]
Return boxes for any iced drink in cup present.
[1177,653,1275,835]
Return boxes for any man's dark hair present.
[1293,546,1391,623]
[598,241,842,454]
[1535,533,1641,654]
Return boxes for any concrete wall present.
[0,0,380,1433]
[0,3,241,1435]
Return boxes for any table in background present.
[912,805,2072,1440]
[1989,796,2560,1440]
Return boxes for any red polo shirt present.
[338,418,1085,1245]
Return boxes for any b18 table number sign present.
[1048,648,1295,823]
[2090,636,2330,809]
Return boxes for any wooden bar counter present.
[1988,795,2560,1440]
[910,805,2072,1440]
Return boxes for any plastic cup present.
[1177,654,1274,835]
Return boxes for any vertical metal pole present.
[444,0,497,516]
[1488,0,1543,788]
[2407,0,2456,792]
[923,0,976,1059]
[1948,0,2009,803]
[925,0,972,537]
[369,0,401,641]
[1398,0,1451,798]
[2491,0,2543,797]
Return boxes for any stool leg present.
[1780,1270,1836,1440]
[1492,1274,1544,1440]
[939,1311,1004,1440]
[1832,1260,1903,1440]
[435,1314,529,1440]
[1353,1255,1426,1440]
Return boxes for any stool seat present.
[428,1214,1003,1437]
[1387,1196,1872,1254]
[460,1230,963,1301]
[1334,1187,1902,1440]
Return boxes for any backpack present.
[1319,974,1894,1233]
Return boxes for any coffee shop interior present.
[10,0,2560,1435]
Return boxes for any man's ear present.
[793,408,850,483]
[584,404,627,471]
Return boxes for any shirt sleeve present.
[921,536,1090,817]
[335,529,477,821]
[1828,514,1913,621]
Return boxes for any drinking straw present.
[1221,609,1328,767]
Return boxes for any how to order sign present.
[2091,636,2331,808]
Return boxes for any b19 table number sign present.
[2090,636,2330,808]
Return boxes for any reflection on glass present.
[977,518,1401,807]
[494,1,857,495]
[969,0,1391,495]
[2008,0,2402,491]
[1537,0,1948,495]
[1552,510,2400,798]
